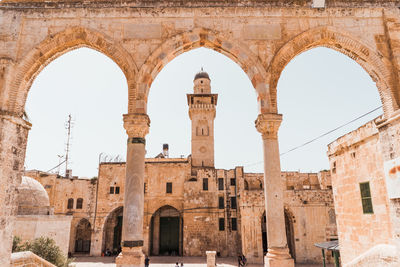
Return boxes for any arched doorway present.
[284,210,295,261]
[103,206,123,255]
[75,219,92,253]
[150,206,182,256]
[261,212,267,255]
[261,210,295,260]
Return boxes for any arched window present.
[76,198,83,209]
[67,198,74,209]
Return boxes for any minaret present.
[187,69,218,167]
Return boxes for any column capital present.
[255,113,282,139]
[123,113,150,138]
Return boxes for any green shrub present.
[13,236,73,267]
[12,236,24,252]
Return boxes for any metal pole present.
[334,251,340,267]
[322,249,326,267]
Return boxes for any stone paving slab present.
[72,256,333,267]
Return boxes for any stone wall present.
[0,114,31,266]
[328,120,393,264]
[13,215,72,256]
[24,171,97,254]
[29,160,335,263]
[240,172,336,264]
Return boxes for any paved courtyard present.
[72,256,333,267]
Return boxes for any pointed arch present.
[268,26,398,116]
[132,28,268,113]
[7,26,137,115]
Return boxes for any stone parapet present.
[11,251,56,267]
[0,0,398,8]
[327,119,379,156]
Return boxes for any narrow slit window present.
[218,196,224,209]
[115,186,120,194]
[219,218,225,231]
[231,218,237,231]
[203,178,208,191]
[109,186,114,194]
[360,182,373,214]
[67,198,74,209]
[166,182,172,194]
[231,197,237,209]
[76,198,83,209]
[218,178,224,190]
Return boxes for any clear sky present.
[24,47,382,178]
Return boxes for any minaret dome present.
[193,69,211,94]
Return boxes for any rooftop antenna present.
[64,114,74,178]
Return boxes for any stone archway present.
[268,26,398,116]
[261,211,267,255]
[102,206,123,255]
[150,205,182,256]
[131,28,269,114]
[75,218,92,254]
[261,209,295,260]
[4,26,137,116]
[284,209,296,261]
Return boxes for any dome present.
[17,176,50,215]
[194,71,210,81]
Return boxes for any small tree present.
[21,237,73,267]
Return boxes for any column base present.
[115,247,144,267]
[264,247,294,267]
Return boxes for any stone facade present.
[327,117,400,264]
[26,162,336,264]
[1,1,400,266]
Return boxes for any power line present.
[280,105,382,156]
[46,159,67,173]
[244,106,383,167]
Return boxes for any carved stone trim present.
[0,110,32,130]
[255,113,282,140]
[123,113,150,138]
[122,240,144,248]
[128,137,146,145]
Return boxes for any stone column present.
[0,111,31,267]
[116,113,150,267]
[255,113,294,267]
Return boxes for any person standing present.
[145,256,150,267]
[237,254,243,267]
